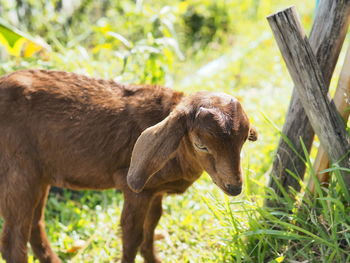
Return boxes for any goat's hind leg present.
[29,186,61,263]
[0,168,43,263]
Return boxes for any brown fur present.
[0,69,257,263]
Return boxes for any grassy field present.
[0,0,349,262]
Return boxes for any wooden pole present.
[309,44,350,193]
[268,0,350,202]
[267,6,350,191]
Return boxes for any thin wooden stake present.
[309,44,350,193]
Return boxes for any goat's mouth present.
[212,179,242,196]
[222,184,242,196]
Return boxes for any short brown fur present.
[0,69,257,263]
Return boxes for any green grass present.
[1,0,349,262]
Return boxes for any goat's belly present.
[51,178,116,190]
[49,169,128,191]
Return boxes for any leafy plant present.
[0,18,48,57]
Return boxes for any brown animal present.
[0,69,257,263]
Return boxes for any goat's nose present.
[225,184,242,196]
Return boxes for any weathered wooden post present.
[309,44,350,193]
[268,0,350,203]
[267,7,350,192]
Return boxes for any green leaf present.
[0,18,49,57]
[0,23,23,48]
[243,229,307,240]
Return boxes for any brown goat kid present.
[0,70,257,263]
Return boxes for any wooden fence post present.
[267,7,350,192]
[268,0,350,202]
[309,44,350,193]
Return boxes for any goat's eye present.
[194,143,209,152]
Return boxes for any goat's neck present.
[175,135,203,181]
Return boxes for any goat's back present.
[0,70,183,189]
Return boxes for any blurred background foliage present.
[0,0,313,84]
[1,0,349,263]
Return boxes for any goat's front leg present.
[121,190,153,263]
[140,195,163,263]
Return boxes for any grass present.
[1,0,349,262]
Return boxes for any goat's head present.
[127,92,258,195]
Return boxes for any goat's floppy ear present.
[248,126,258,141]
[127,110,187,193]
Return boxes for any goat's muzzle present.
[224,184,242,196]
